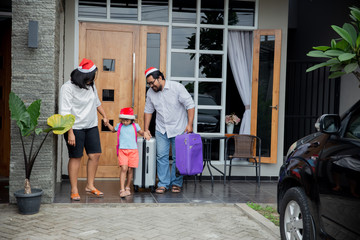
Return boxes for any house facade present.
[2,0,358,203]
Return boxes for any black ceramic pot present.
[14,188,43,215]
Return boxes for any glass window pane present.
[79,0,107,18]
[199,54,222,78]
[103,59,115,71]
[257,35,275,158]
[200,28,223,50]
[200,1,224,25]
[110,0,138,20]
[146,33,160,69]
[172,0,197,24]
[171,52,195,77]
[102,89,115,101]
[229,0,255,26]
[172,27,196,50]
[198,82,222,106]
[177,81,194,96]
[141,0,168,22]
[197,109,220,133]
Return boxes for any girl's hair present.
[70,68,98,90]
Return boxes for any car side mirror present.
[315,114,340,134]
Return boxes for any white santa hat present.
[78,58,97,73]
[144,67,159,78]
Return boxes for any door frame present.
[77,22,167,178]
[251,29,281,164]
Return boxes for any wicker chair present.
[223,134,261,186]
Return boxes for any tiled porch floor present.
[54,178,278,204]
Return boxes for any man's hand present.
[184,124,193,134]
[143,131,151,141]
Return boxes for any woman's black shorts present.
[64,126,101,158]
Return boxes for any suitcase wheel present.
[134,185,139,192]
[150,186,155,193]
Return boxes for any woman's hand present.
[68,130,76,146]
[103,117,109,126]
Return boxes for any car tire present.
[280,187,315,240]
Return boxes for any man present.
[144,67,195,194]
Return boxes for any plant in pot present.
[9,91,75,214]
[306,6,360,86]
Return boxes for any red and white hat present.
[78,58,97,73]
[145,67,158,78]
[119,107,135,119]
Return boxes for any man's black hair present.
[70,68,98,90]
[148,70,165,80]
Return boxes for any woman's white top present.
[59,80,101,129]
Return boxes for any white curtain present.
[228,31,253,134]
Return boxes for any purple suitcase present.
[175,133,203,175]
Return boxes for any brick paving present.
[0,203,280,240]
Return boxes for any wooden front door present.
[78,23,166,178]
[0,19,11,177]
[251,29,281,164]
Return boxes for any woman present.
[59,58,108,201]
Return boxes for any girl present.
[106,107,149,197]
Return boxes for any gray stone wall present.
[10,0,63,203]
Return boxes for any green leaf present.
[338,53,356,62]
[350,7,360,21]
[306,62,329,72]
[329,71,346,79]
[9,92,28,124]
[343,23,357,46]
[35,128,43,135]
[335,39,350,51]
[47,114,75,135]
[331,25,354,47]
[331,39,336,48]
[326,58,340,64]
[330,63,343,72]
[356,34,360,48]
[344,62,359,73]
[307,50,331,58]
[312,46,330,51]
[324,49,345,57]
[26,99,41,133]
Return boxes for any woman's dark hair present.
[149,70,165,81]
[70,68,98,90]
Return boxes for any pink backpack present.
[116,123,137,156]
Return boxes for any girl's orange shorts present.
[117,149,139,168]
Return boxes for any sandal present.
[125,187,131,196]
[171,185,181,193]
[85,188,104,197]
[70,193,80,201]
[155,186,167,194]
[119,189,129,198]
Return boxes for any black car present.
[278,100,360,240]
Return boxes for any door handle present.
[269,105,278,110]
[132,52,135,108]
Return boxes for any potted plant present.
[9,91,75,214]
[225,113,241,134]
[306,6,360,86]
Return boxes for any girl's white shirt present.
[59,80,101,129]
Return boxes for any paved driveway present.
[0,203,279,239]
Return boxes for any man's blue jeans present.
[155,131,183,189]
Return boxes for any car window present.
[345,108,360,139]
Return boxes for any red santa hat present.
[145,67,159,78]
[78,58,97,73]
[119,107,135,119]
